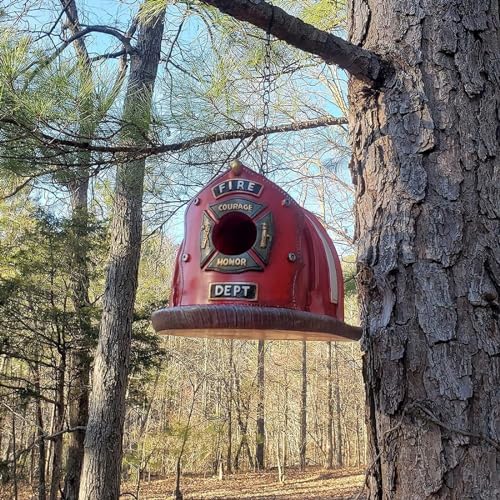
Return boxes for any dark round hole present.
[212,212,257,255]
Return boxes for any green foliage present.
[0,205,105,355]
[0,26,130,183]
[342,256,358,325]
[301,0,347,32]
[342,255,356,297]
[130,323,166,377]
[136,234,177,316]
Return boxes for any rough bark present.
[256,340,265,470]
[78,10,165,500]
[348,0,500,498]
[58,2,94,493]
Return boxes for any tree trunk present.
[63,172,92,500]
[255,340,265,470]
[299,341,307,471]
[49,356,65,500]
[11,410,18,500]
[334,344,342,467]
[283,374,289,472]
[326,342,334,469]
[58,3,95,493]
[226,340,233,474]
[33,365,47,500]
[231,359,253,470]
[356,410,362,466]
[348,0,500,497]
[78,10,165,500]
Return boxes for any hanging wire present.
[260,4,274,175]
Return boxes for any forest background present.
[0,0,366,498]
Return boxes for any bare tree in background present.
[299,341,307,471]
[255,340,265,470]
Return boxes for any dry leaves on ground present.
[121,466,366,500]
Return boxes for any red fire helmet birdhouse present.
[152,161,361,341]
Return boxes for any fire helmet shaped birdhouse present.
[152,161,361,341]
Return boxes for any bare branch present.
[90,50,127,62]
[77,25,137,53]
[0,418,86,466]
[46,25,136,64]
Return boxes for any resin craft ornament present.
[152,161,361,342]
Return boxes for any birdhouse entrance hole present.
[212,212,257,255]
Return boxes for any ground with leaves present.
[9,466,365,499]
[121,467,365,499]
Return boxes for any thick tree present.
[202,0,500,498]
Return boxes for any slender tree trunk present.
[299,341,307,470]
[356,410,362,466]
[34,366,47,500]
[49,356,65,500]
[173,383,199,500]
[255,340,265,470]
[348,0,500,497]
[334,344,342,467]
[234,414,254,470]
[78,11,165,500]
[58,3,95,494]
[226,340,233,474]
[11,410,18,500]
[242,432,254,469]
[276,438,284,484]
[232,357,254,470]
[63,172,92,500]
[326,342,334,469]
[64,341,90,499]
[283,376,289,472]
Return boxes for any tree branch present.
[0,115,347,156]
[61,0,91,66]
[0,422,87,466]
[200,0,383,84]
[78,25,137,53]
[49,25,136,63]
